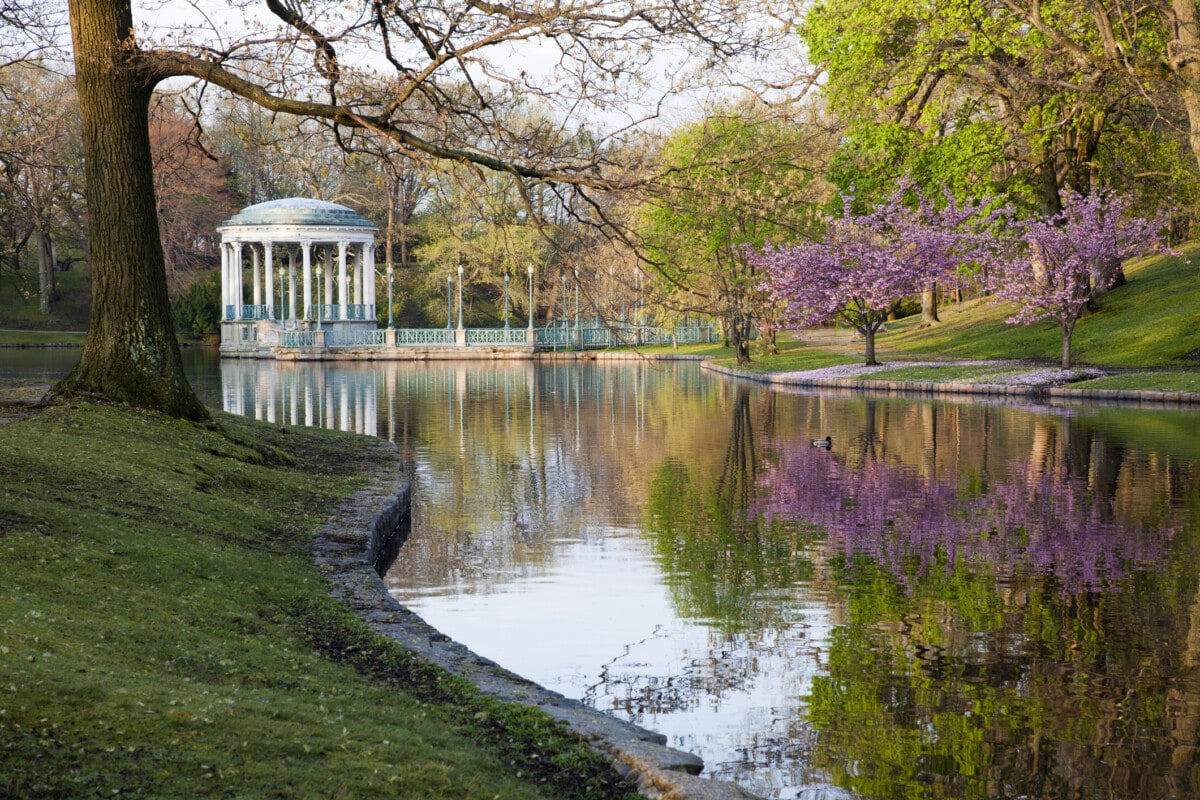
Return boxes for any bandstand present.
[216,197,720,359]
[218,198,379,355]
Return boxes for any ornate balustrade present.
[467,329,531,346]
[278,330,316,347]
[328,329,387,347]
[240,321,717,353]
[395,328,458,346]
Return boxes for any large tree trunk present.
[1170,0,1200,171]
[759,325,777,356]
[54,0,207,420]
[862,326,878,366]
[920,283,939,326]
[727,313,752,366]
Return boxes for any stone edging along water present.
[310,437,762,800]
[701,361,1200,406]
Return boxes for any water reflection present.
[209,357,1200,799]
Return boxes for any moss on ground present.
[0,400,640,800]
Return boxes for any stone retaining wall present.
[311,439,761,800]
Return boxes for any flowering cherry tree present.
[752,185,998,365]
[990,190,1170,369]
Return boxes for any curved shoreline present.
[701,361,1200,407]
[311,439,761,800]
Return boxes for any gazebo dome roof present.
[220,198,376,230]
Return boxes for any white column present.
[264,242,275,320]
[354,245,364,306]
[338,241,348,320]
[324,247,333,318]
[252,246,261,307]
[301,240,312,320]
[220,240,229,319]
[365,242,376,316]
[288,248,298,325]
[233,241,244,320]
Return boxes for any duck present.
[811,435,832,449]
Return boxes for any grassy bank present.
[0,330,86,346]
[0,400,639,800]
[0,266,91,332]
[877,245,1200,368]
[704,246,1200,392]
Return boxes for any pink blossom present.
[989,190,1171,369]
[751,182,1004,365]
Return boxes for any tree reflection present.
[648,386,816,629]
[758,437,1177,594]
[758,433,1200,799]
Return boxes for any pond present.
[12,348,1200,799]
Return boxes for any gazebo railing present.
[535,327,571,348]
[254,322,719,351]
[241,304,271,321]
[395,329,457,346]
[278,330,315,348]
[327,329,387,347]
[467,329,530,346]
[310,303,338,321]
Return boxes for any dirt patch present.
[0,381,51,423]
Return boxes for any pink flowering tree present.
[990,190,1170,370]
[752,185,1000,365]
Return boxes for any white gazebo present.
[217,198,379,354]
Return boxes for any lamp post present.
[503,273,511,329]
[315,266,323,331]
[526,264,534,331]
[573,268,580,331]
[278,267,285,328]
[456,263,464,330]
[560,272,567,332]
[387,266,395,329]
[446,275,452,329]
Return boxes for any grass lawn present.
[846,364,1024,383]
[1072,372,1200,393]
[877,245,1200,368]
[0,401,638,800]
[0,266,91,331]
[0,330,86,346]
[697,334,860,373]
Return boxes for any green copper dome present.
[221,198,376,229]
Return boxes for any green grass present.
[0,403,638,800]
[704,335,860,373]
[0,266,92,331]
[629,340,733,357]
[849,364,1021,383]
[1072,372,1200,393]
[0,330,86,346]
[877,245,1200,368]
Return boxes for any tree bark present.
[759,325,777,356]
[53,0,207,420]
[728,313,752,366]
[920,283,939,326]
[1061,320,1074,369]
[863,326,878,366]
[1169,0,1200,171]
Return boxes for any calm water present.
[10,349,1200,799]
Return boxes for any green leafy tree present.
[641,106,833,364]
[801,0,1194,221]
[171,272,220,338]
